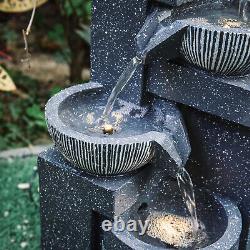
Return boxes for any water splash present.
[176,168,199,233]
[91,10,161,132]
[89,56,143,133]
[239,0,250,21]
[102,56,143,120]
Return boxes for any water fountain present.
[38,0,249,249]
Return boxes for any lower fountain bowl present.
[45,82,156,176]
[181,25,250,76]
[103,180,242,249]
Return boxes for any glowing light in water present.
[147,213,207,248]
[89,56,143,134]
[102,124,114,135]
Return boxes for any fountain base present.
[102,188,241,250]
[38,147,242,250]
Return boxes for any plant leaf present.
[26,104,44,120]
[0,0,47,13]
[0,66,16,92]
[76,25,91,45]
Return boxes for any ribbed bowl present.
[181,25,250,76]
[45,83,156,176]
[48,124,154,176]
[46,82,190,176]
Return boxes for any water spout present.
[239,0,250,22]
[101,10,163,121]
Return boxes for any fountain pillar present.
[91,0,149,105]
[38,147,174,249]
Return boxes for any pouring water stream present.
[102,56,143,120]
[88,1,250,244]
[93,9,200,237]
[177,168,199,233]
[99,57,200,235]
[239,0,250,21]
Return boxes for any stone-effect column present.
[38,148,153,249]
[91,0,149,105]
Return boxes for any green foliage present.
[76,24,91,45]
[63,0,92,19]
[47,23,65,47]
[0,25,18,44]
[26,104,46,128]
[58,0,92,45]
[0,1,93,150]
[47,0,92,63]
[0,157,40,250]
[0,69,52,150]
[49,86,63,96]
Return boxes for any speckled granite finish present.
[103,194,242,250]
[143,2,250,246]
[38,147,145,249]
[38,147,178,249]
[147,61,250,127]
[38,147,242,250]
[155,0,194,6]
[91,0,148,105]
[182,107,250,249]
[45,82,191,176]
[39,0,250,248]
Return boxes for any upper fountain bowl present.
[45,83,189,176]
[181,12,250,76]
[45,82,158,176]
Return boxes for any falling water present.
[176,168,199,233]
[239,0,250,21]
[102,56,143,120]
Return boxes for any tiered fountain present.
[38,0,250,249]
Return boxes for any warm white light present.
[103,124,114,134]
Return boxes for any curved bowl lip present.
[182,18,250,35]
[45,82,158,145]
[108,194,242,250]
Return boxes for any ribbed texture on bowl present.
[181,26,250,76]
[48,124,154,176]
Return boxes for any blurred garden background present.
[0,0,91,248]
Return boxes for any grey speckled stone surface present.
[40,0,250,248]
[91,0,148,105]
[155,0,194,6]
[38,147,242,250]
[182,107,250,249]
[38,147,176,249]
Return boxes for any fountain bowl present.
[45,82,157,176]
[181,22,250,76]
[103,180,242,249]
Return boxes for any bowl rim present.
[183,18,250,35]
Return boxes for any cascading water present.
[89,10,162,133]
[239,0,250,21]
[102,56,143,119]
[87,7,199,240]
[88,56,143,134]
[177,168,199,233]
[87,9,201,239]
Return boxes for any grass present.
[0,157,40,250]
